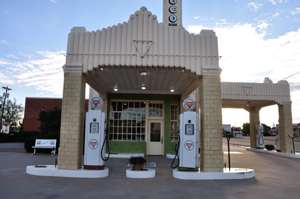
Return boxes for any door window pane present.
[149,103,163,117]
[150,122,161,142]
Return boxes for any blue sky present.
[0,0,300,126]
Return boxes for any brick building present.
[23,98,88,133]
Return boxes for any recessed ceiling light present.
[141,84,146,90]
[170,89,175,93]
[113,85,118,92]
[140,71,148,76]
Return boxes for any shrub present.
[0,132,25,143]
[265,144,275,151]
[129,157,146,170]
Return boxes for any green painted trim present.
[108,93,180,101]
[164,97,177,155]
[109,141,146,153]
[107,94,180,155]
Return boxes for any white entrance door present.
[147,120,164,155]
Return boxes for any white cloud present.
[268,0,286,5]
[291,7,300,15]
[0,51,65,96]
[187,23,300,125]
[272,12,280,17]
[49,0,57,3]
[248,1,262,12]
[0,40,9,46]
[0,72,14,85]
[193,16,201,20]
[256,21,269,32]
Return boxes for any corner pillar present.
[278,102,293,153]
[249,107,260,148]
[58,65,85,170]
[199,69,223,172]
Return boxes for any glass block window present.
[109,101,146,141]
[170,104,179,141]
[148,103,163,117]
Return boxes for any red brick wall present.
[23,98,88,133]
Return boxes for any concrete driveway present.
[0,143,300,199]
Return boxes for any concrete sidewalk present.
[226,136,300,152]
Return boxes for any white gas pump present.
[179,111,199,169]
[84,95,109,170]
[171,96,199,170]
[256,123,264,149]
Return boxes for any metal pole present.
[289,135,296,154]
[227,135,231,171]
[292,137,295,154]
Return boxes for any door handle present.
[161,137,164,144]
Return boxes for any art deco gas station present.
[26,0,294,179]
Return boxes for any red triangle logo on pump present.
[186,101,193,109]
[184,141,194,151]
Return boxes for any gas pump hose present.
[170,135,180,169]
[101,129,110,161]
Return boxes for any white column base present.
[26,165,109,178]
[247,148,300,159]
[126,168,156,179]
[173,168,255,180]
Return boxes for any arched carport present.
[221,80,293,152]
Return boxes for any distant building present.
[23,97,88,133]
[293,124,300,137]
[267,124,300,137]
[231,127,243,138]
[269,127,278,136]
[223,124,231,134]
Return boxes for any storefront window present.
[149,103,163,117]
[109,101,146,141]
[170,104,179,141]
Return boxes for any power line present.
[282,71,300,80]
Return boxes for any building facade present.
[23,98,88,133]
[57,0,293,172]
[23,98,62,133]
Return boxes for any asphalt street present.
[0,141,299,199]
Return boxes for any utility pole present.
[0,86,12,132]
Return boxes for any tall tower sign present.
[163,0,182,27]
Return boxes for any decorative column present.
[58,65,85,170]
[278,102,293,153]
[199,69,223,172]
[249,106,260,149]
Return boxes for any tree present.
[0,97,23,128]
[242,123,250,136]
[242,122,271,136]
[262,123,271,136]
